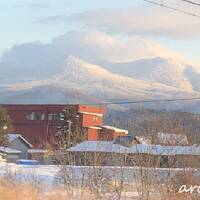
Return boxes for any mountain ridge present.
[1,56,200,104]
[103,57,200,92]
[0,55,200,108]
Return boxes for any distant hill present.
[104,57,200,92]
[0,37,200,112]
[105,108,200,144]
[0,56,200,107]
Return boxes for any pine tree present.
[0,107,12,146]
[55,105,87,150]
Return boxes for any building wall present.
[100,129,114,141]
[113,132,128,140]
[2,104,105,145]
[2,105,66,145]
[9,139,29,159]
[81,113,103,127]
[100,128,127,141]
[5,153,20,163]
[28,153,46,164]
[78,105,105,115]
[87,128,100,141]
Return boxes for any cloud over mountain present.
[2,55,199,105]
[69,5,200,39]
[0,31,186,84]
[0,31,200,106]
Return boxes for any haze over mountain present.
[0,32,200,109]
[105,57,200,92]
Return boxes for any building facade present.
[2,104,128,146]
[65,141,200,168]
[2,104,105,145]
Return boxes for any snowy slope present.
[53,56,200,100]
[0,56,200,104]
[105,57,200,92]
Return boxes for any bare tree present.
[0,107,13,146]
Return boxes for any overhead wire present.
[180,0,200,6]
[72,0,200,106]
[143,0,200,18]
[83,97,200,106]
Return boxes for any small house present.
[66,141,200,168]
[0,146,21,162]
[7,134,33,159]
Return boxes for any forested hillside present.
[105,109,200,144]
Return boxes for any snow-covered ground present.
[0,163,199,187]
[0,163,59,189]
[0,163,199,199]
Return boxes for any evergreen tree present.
[0,107,12,146]
[55,105,87,149]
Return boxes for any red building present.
[87,125,128,141]
[1,104,105,145]
[1,104,128,145]
[100,126,128,141]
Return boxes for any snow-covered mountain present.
[1,56,200,106]
[104,57,200,92]
[0,31,200,112]
[58,56,198,98]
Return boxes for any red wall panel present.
[1,104,106,146]
[81,113,103,127]
[87,128,100,141]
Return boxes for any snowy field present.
[0,164,199,199]
[0,163,199,188]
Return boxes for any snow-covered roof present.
[102,126,128,134]
[79,111,103,117]
[88,126,102,130]
[28,149,48,154]
[67,141,200,156]
[157,132,188,146]
[7,134,33,148]
[0,146,21,154]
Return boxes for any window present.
[26,112,45,121]
[93,116,99,122]
[48,113,61,121]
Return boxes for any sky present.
[1,0,200,63]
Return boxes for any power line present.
[86,97,200,106]
[181,0,200,6]
[143,0,200,18]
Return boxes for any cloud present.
[68,6,200,39]
[52,31,187,63]
[13,2,51,9]
[0,31,191,83]
[1,31,188,64]
[36,15,68,24]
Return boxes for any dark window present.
[48,113,61,121]
[26,112,45,121]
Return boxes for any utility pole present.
[67,120,72,135]
[67,120,73,147]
